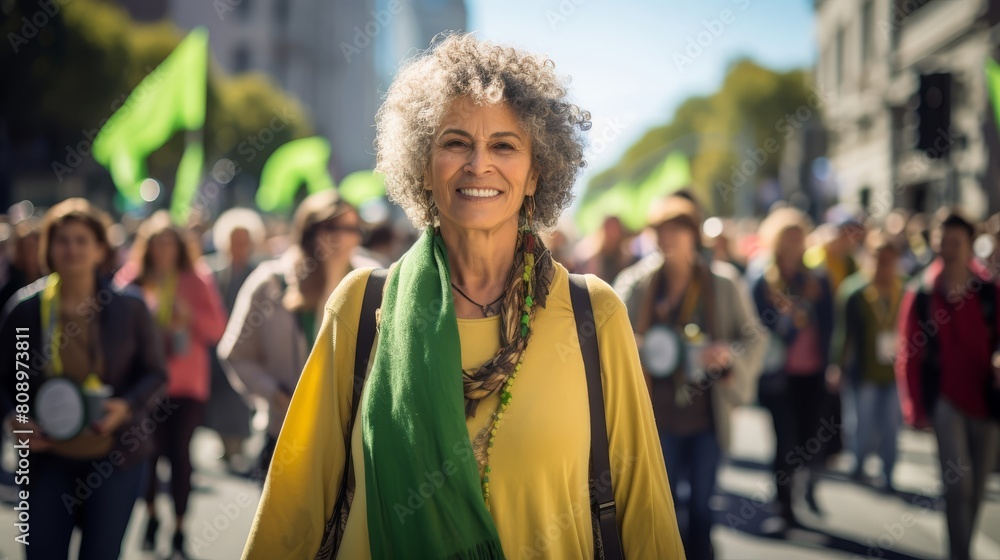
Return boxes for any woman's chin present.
[441,215,518,235]
[436,192,524,233]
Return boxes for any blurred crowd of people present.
[0,192,400,559]
[592,194,1000,560]
[0,189,999,559]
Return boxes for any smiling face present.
[425,97,539,235]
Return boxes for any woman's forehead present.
[437,97,525,134]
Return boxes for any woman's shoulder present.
[326,267,382,323]
[553,264,626,330]
[709,260,746,295]
[239,259,289,299]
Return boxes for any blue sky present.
[465,0,817,190]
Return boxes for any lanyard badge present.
[36,274,104,440]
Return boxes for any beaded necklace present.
[478,223,538,510]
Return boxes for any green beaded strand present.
[482,225,535,510]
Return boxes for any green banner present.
[92,28,208,223]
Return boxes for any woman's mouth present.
[457,188,501,198]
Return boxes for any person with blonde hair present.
[0,199,167,559]
[750,206,834,531]
[241,34,683,559]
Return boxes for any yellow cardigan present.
[242,264,685,559]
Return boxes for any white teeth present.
[459,188,500,198]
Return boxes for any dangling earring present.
[522,195,536,232]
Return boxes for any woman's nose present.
[464,144,492,176]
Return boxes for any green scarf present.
[362,229,506,559]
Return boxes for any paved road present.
[714,408,1000,560]
[0,407,995,559]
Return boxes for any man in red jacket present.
[895,209,1000,560]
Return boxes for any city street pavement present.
[0,407,996,559]
[0,427,264,560]
[713,408,1000,560]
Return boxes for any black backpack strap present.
[980,278,998,349]
[914,284,940,419]
[978,279,1000,420]
[352,268,388,427]
[568,273,623,560]
[320,268,387,559]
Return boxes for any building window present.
[859,186,872,212]
[861,0,874,62]
[233,46,251,73]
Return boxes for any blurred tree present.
[1,0,311,209]
[582,59,814,223]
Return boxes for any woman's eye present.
[494,143,514,151]
[444,140,468,148]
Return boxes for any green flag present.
[92,28,208,222]
[172,135,205,224]
[574,180,637,234]
[574,152,691,234]
[338,169,386,207]
[256,137,335,212]
[629,152,691,228]
[986,57,1000,135]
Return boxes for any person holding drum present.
[615,194,765,559]
[0,198,167,560]
[749,207,835,531]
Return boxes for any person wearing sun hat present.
[614,193,765,560]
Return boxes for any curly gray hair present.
[375,33,591,231]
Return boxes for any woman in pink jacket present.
[115,211,227,559]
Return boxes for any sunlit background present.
[2,0,1000,559]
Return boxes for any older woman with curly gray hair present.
[242,34,684,560]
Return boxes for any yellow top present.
[242,264,684,559]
